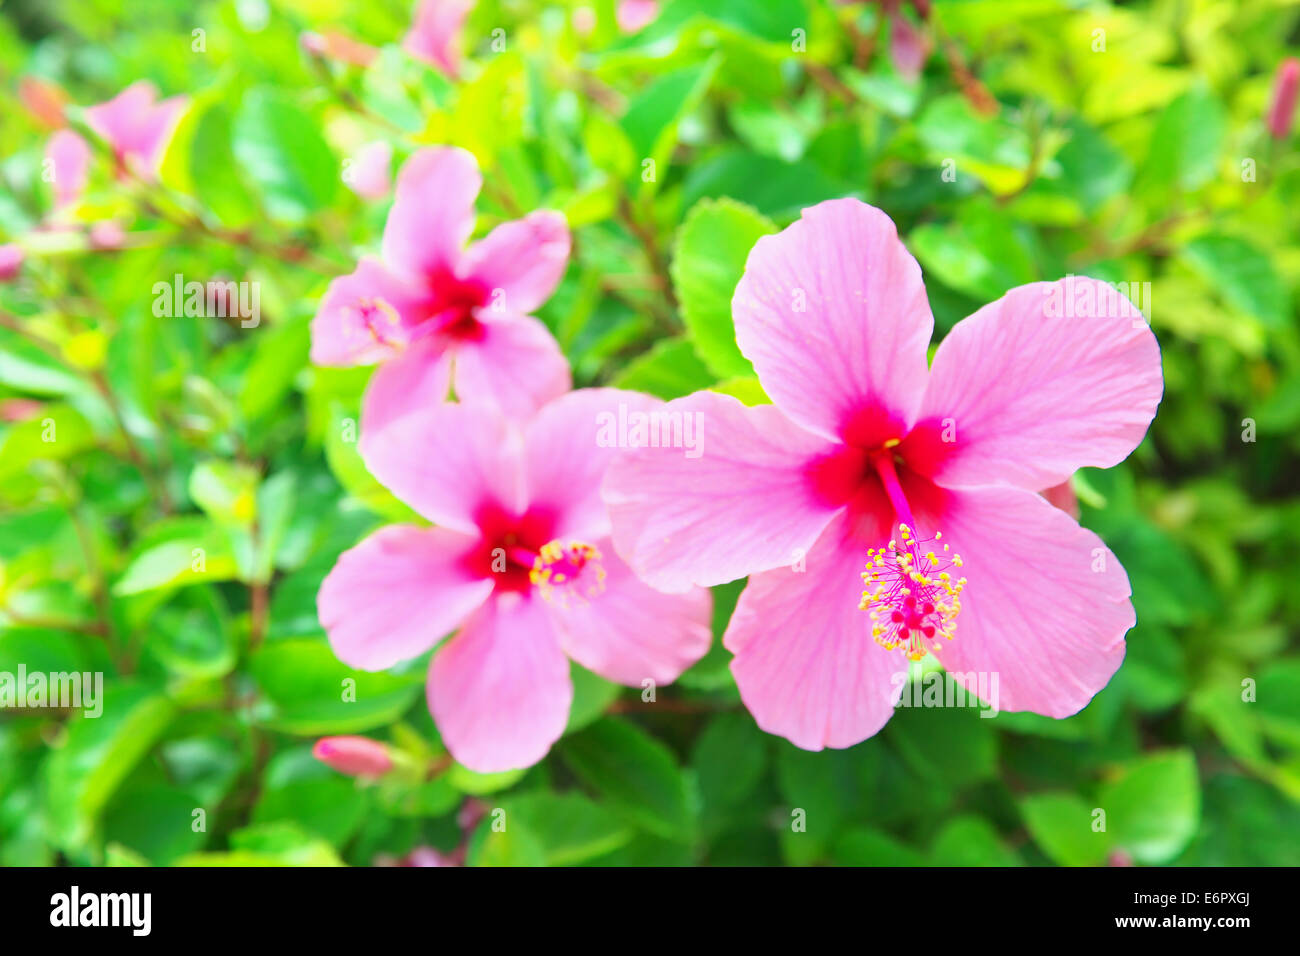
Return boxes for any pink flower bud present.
[1268,57,1299,141]
[313,736,394,778]
[0,243,23,281]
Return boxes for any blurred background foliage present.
[0,0,1298,867]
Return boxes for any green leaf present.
[885,675,998,788]
[930,816,1021,866]
[249,638,424,735]
[113,517,240,595]
[447,764,528,796]
[682,150,858,219]
[671,198,774,378]
[775,740,878,864]
[103,781,208,865]
[692,711,768,812]
[620,57,720,194]
[1141,84,1226,192]
[232,87,338,222]
[254,776,367,847]
[466,816,547,866]
[560,718,695,841]
[44,682,176,851]
[1100,750,1200,864]
[914,94,1033,194]
[1181,235,1288,328]
[833,827,929,866]
[909,202,1038,302]
[189,460,259,527]
[502,793,633,865]
[323,401,421,522]
[0,326,86,396]
[1020,792,1111,866]
[144,585,237,680]
[566,661,621,733]
[225,822,345,866]
[1056,117,1133,213]
[1256,659,1300,749]
[240,314,311,421]
[611,337,715,399]
[163,95,259,226]
[0,404,95,479]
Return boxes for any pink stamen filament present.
[869,445,916,531]
[859,445,966,660]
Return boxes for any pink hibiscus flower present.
[403,0,474,77]
[46,129,91,208]
[317,390,713,772]
[84,81,188,180]
[310,147,572,432]
[603,198,1163,751]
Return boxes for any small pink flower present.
[46,129,91,208]
[403,0,474,78]
[0,244,23,281]
[603,199,1163,751]
[345,141,393,200]
[310,147,572,432]
[616,0,659,33]
[84,81,188,180]
[313,736,395,778]
[1267,57,1299,141]
[317,390,713,772]
[888,12,929,81]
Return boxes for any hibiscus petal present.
[133,93,188,173]
[548,540,712,685]
[915,482,1133,718]
[732,198,934,445]
[359,401,526,534]
[310,257,430,366]
[524,388,662,541]
[450,314,571,420]
[460,210,571,315]
[359,337,453,434]
[725,507,903,751]
[603,390,844,593]
[85,81,156,156]
[906,278,1163,490]
[46,130,90,207]
[382,146,480,279]
[428,592,573,773]
[318,525,492,670]
[403,0,474,78]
